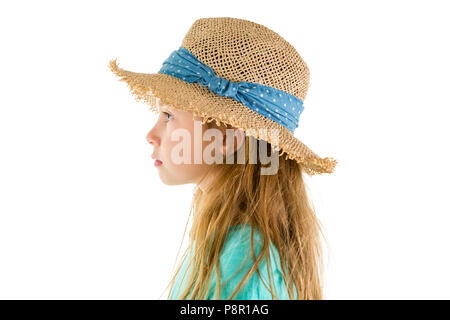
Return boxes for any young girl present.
[109,17,337,300]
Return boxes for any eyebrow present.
[159,106,171,112]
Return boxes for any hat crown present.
[181,17,310,101]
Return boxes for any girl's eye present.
[162,111,174,121]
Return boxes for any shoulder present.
[221,224,282,268]
[221,224,265,265]
[207,224,290,299]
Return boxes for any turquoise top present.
[169,224,297,299]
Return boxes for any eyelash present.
[162,111,173,121]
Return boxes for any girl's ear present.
[222,128,245,157]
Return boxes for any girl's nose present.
[146,128,160,147]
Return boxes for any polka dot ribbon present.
[158,46,304,132]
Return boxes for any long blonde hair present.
[164,120,326,300]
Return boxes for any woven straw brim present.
[109,59,337,176]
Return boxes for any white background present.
[1,0,449,299]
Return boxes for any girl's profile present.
[109,17,337,300]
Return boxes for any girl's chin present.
[157,171,187,186]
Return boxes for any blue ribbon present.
[158,46,304,132]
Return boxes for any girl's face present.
[146,105,214,186]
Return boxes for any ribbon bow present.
[158,46,304,132]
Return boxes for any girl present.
[109,17,337,300]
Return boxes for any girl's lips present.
[154,159,163,167]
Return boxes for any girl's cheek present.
[162,134,178,165]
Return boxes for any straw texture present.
[108,17,337,175]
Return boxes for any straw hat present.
[108,17,337,175]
